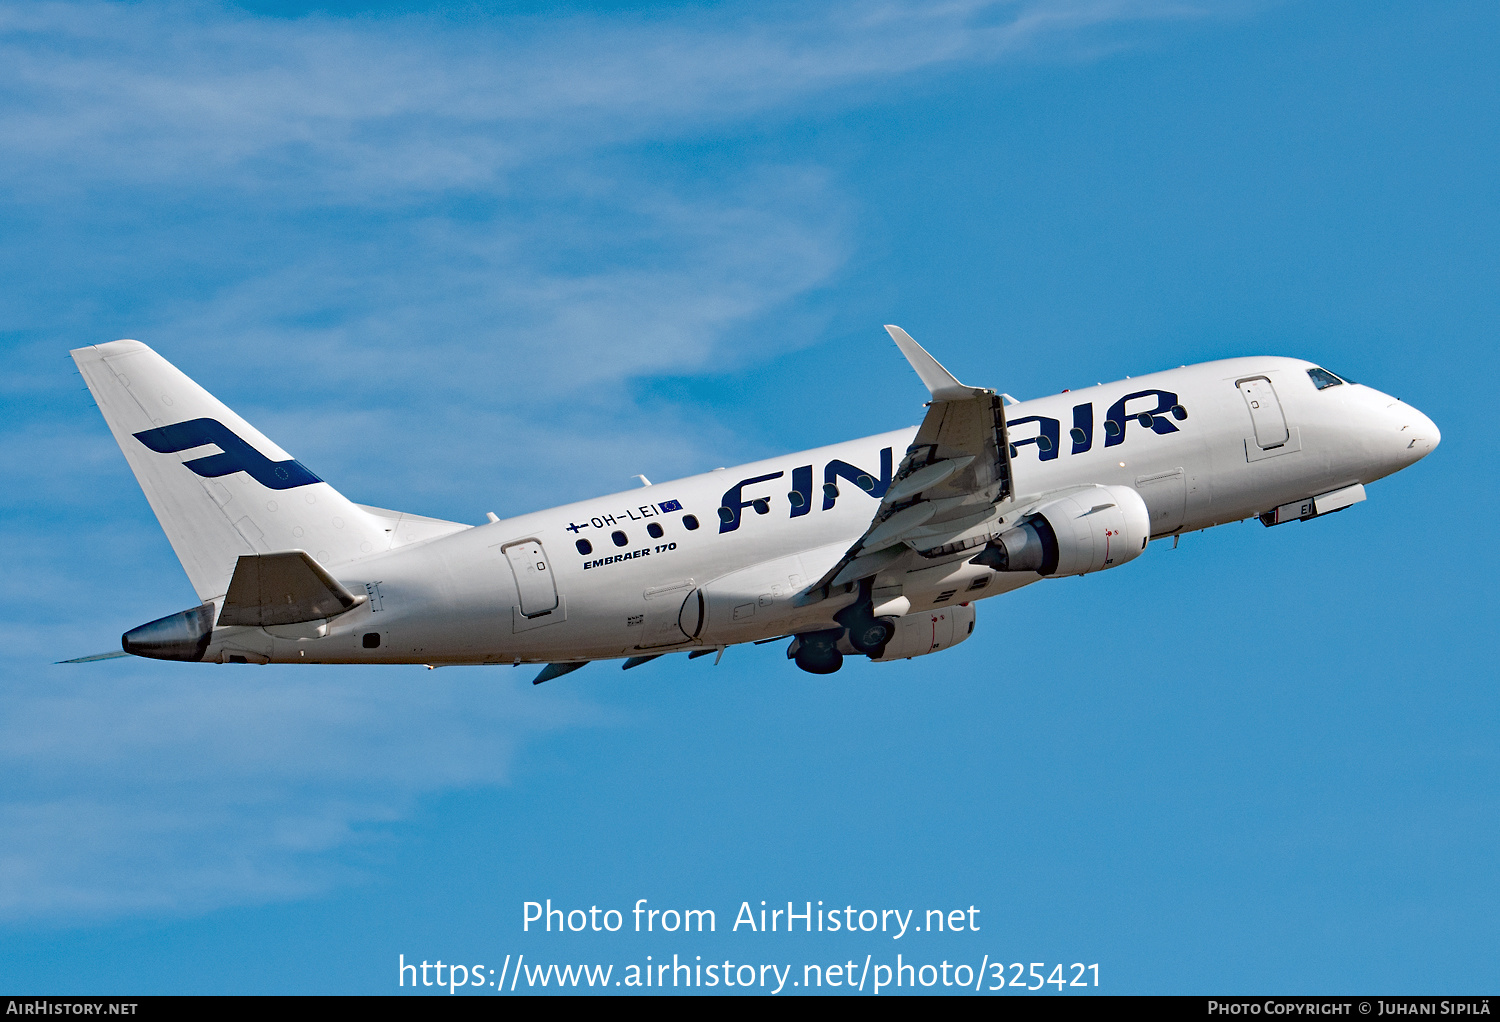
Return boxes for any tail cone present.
[122,604,215,662]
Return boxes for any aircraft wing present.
[804,326,1015,596]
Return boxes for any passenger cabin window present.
[611,530,628,547]
[575,539,592,555]
[682,514,700,531]
[647,522,664,539]
[1308,367,1344,390]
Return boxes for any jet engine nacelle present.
[870,604,976,662]
[973,483,1151,577]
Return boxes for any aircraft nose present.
[1393,401,1440,464]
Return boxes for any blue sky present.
[1,0,1496,994]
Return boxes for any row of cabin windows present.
[1004,404,1193,456]
[574,513,700,555]
[714,478,879,524]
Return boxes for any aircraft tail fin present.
[72,339,395,601]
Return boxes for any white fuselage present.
[202,356,1437,667]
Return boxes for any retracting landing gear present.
[787,581,898,674]
[834,581,895,656]
[788,628,844,674]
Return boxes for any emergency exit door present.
[1237,376,1289,449]
[503,540,558,617]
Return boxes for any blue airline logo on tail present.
[133,418,322,490]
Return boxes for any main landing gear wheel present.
[834,585,895,656]
[834,594,888,657]
[789,628,845,674]
[847,618,894,655]
[794,646,843,674]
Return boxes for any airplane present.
[65,327,1439,679]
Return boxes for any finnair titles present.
[67,327,1438,678]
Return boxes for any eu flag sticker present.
[658,499,683,512]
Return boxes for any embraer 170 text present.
[68,328,1438,678]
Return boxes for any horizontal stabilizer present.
[217,551,364,626]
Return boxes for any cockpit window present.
[1307,367,1344,390]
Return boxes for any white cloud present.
[0,668,609,920]
[0,1,1210,198]
[0,0,1211,431]
[148,167,846,402]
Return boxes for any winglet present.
[884,326,990,401]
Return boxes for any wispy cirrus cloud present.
[0,0,1214,496]
[0,667,606,918]
[0,1,1208,197]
